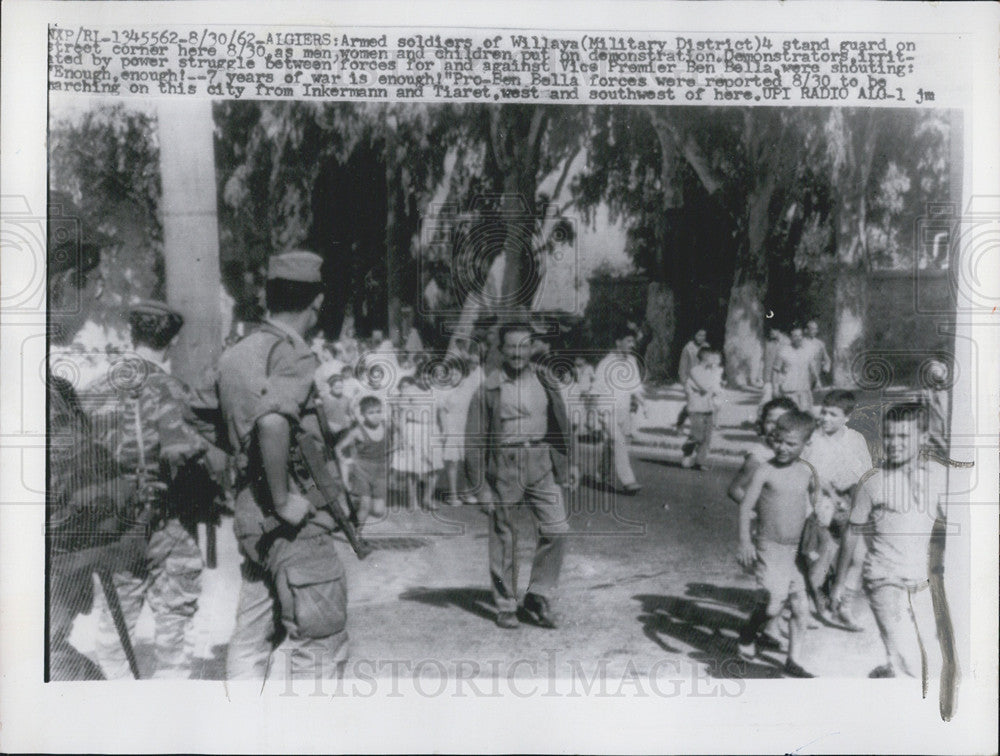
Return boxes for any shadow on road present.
[638,427,682,438]
[49,641,106,681]
[399,586,496,623]
[729,394,763,407]
[684,581,760,611]
[641,457,689,470]
[190,643,228,681]
[634,584,786,679]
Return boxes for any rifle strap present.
[132,395,148,477]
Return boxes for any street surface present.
[72,452,888,683]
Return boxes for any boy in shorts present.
[681,347,723,470]
[335,395,388,526]
[801,389,873,626]
[737,410,818,678]
[318,373,353,444]
[728,396,799,505]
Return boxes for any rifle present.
[90,393,155,680]
[291,425,373,560]
[205,515,218,569]
[96,567,141,679]
[313,397,366,529]
[201,453,230,570]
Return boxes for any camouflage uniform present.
[86,351,209,679]
[47,375,114,681]
[217,251,348,682]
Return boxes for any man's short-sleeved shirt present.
[802,427,872,494]
[217,320,318,452]
[803,336,830,372]
[850,458,949,584]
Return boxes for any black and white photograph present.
[44,97,969,681]
[2,2,998,753]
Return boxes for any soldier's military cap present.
[267,250,323,283]
[127,300,184,337]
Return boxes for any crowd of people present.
[728,392,951,681]
[302,320,648,517]
[46,249,955,688]
[669,322,953,681]
[47,251,651,683]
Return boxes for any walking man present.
[675,328,708,430]
[593,325,646,494]
[831,403,949,682]
[771,325,819,412]
[465,319,578,629]
[804,320,832,390]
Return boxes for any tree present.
[48,103,163,339]
[655,108,811,386]
[214,102,455,340]
[441,105,585,352]
[574,106,689,380]
[822,109,882,386]
[575,107,806,384]
[797,108,952,385]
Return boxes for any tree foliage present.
[48,103,164,331]
[572,106,951,382]
[214,101,457,337]
[50,102,952,383]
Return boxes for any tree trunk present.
[832,266,869,387]
[723,279,765,387]
[643,281,675,382]
[157,100,222,386]
[723,169,773,387]
[446,252,504,356]
[498,177,537,312]
[492,106,546,314]
[448,106,548,355]
[385,130,408,347]
[828,110,881,388]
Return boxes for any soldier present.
[87,300,218,679]
[218,250,349,682]
[47,375,111,681]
